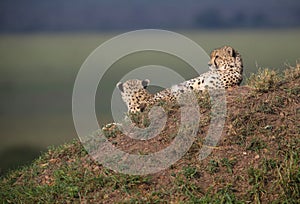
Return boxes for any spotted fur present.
[117,46,243,113]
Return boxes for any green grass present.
[1,140,297,203]
[220,158,237,174]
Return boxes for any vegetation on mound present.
[1,63,299,203]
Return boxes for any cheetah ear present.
[142,79,150,88]
[117,82,124,93]
[227,46,236,57]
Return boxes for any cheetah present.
[117,45,243,113]
[117,79,153,113]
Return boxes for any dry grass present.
[247,68,281,92]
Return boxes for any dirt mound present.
[1,65,299,203]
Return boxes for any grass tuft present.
[247,68,281,92]
[284,62,300,80]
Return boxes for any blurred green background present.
[1,0,300,175]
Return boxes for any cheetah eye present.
[215,55,219,59]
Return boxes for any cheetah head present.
[117,79,151,113]
[208,45,243,74]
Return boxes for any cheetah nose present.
[208,62,212,67]
[139,103,146,112]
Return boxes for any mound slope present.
[1,64,299,203]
